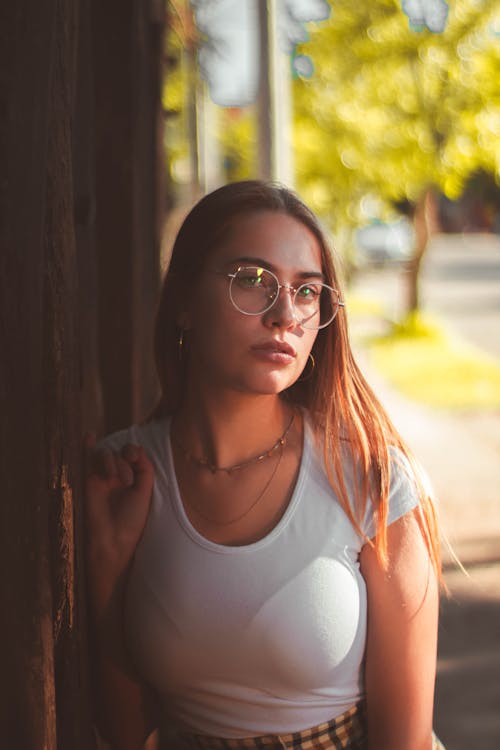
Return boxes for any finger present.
[115,455,134,487]
[121,443,140,463]
[121,444,153,473]
[121,444,154,493]
[99,448,119,480]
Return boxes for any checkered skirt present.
[172,702,446,750]
[174,702,367,749]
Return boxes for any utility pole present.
[257,0,272,180]
[257,0,294,185]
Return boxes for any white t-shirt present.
[100,412,419,737]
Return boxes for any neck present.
[172,391,294,470]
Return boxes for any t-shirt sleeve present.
[362,447,423,539]
[94,421,166,473]
[96,424,141,453]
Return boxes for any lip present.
[252,340,297,357]
[251,340,297,365]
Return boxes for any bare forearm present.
[86,543,132,667]
[91,645,153,749]
[361,513,439,750]
[367,721,434,750]
[87,549,155,747]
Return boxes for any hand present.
[83,436,158,744]
[84,434,154,571]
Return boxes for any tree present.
[293,0,499,311]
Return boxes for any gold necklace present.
[185,441,285,526]
[173,411,295,475]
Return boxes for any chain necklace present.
[185,441,285,526]
[173,411,295,475]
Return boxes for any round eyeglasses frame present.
[212,266,345,330]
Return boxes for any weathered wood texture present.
[94,0,163,435]
[1,2,75,747]
[0,0,164,745]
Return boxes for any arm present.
[360,508,439,750]
[88,569,158,750]
[85,438,157,750]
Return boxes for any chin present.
[243,372,299,396]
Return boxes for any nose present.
[263,284,297,329]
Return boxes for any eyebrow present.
[224,256,325,281]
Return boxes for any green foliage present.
[217,108,258,182]
[381,310,447,342]
[162,2,194,180]
[293,0,499,232]
[366,311,500,410]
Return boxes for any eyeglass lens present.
[229,267,339,330]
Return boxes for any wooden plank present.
[43,1,96,747]
[93,0,162,435]
[0,0,165,744]
[0,0,95,746]
[0,2,59,747]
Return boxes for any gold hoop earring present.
[298,353,315,382]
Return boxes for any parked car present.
[355,218,414,266]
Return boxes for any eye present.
[296,283,321,301]
[235,267,271,289]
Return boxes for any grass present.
[355,309,500,411]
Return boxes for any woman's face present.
[181,211,324,398]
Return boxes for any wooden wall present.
[0,1,165,746]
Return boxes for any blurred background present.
[1,1,498,748]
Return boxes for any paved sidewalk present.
[355,347,500,750]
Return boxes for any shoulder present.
[387,446,421,505]
[387,445,433,513]
[302,412,428,534]
[362,446,424,539]
[97,418,170,462]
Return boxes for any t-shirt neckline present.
[164,411,312,554]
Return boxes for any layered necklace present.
[173,410,295,475]
[172,411,296,526]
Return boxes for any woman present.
[86,181,444,750]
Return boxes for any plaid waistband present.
[175,702,367,749]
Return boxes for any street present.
[421,233,500,360]
[350,232,500,360]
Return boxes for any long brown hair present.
[152,180,441,575]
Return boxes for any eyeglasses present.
[213,266,344,330]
